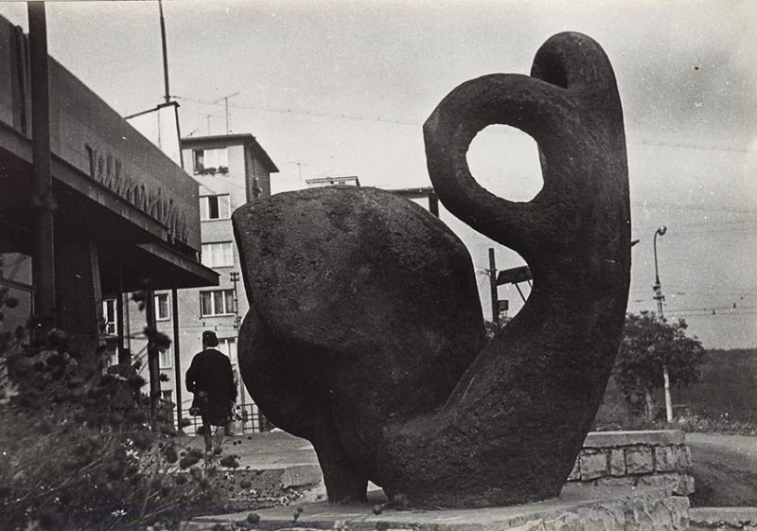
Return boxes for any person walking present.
[186,331,237,453]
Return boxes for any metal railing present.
[183,401,275,435]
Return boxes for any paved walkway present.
[178,429,320,469]
[177,430,757,527]
[185,484,681,531]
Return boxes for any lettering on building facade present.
[85,144,191,244]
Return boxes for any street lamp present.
[653,225,667,314]
[652,225,673,422]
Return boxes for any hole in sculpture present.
[466,124,544,203]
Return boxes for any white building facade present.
[107,134,278,434]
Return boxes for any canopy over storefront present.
[0,13,217,352]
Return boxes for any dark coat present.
[186,348,237,425]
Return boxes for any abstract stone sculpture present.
[233,31,630,508]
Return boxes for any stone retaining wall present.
[689,508,757,531]
[568,430,694,495]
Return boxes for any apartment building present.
[113,134,278,433]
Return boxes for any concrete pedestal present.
[187,484,689,531]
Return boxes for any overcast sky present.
[1,0,754,349]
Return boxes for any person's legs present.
[213,423,226,451]
[201,416,213,453]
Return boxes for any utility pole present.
[28,2,56,335]
[289,160,308,188]
[488,248,499,325]
[171,287,182,428]
[145,290,161,420]
[229,270,244,405]
[230,271,241,330]
[116,264,126,359]
[653,225,674,423]
[157,1,184,169]
[158,0,171,104]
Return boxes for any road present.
[686,432,757,507]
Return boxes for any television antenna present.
[214,92,239,134]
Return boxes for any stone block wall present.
[690,508,757,531]
[568,430,694,495]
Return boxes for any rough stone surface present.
[610,448,626,476]
[595,474,693,498]
[681,446,692,469]
[596,477,634,488]
[638,474,680,491]
[580,451,608,480]
[188,485,689,531]
[234,31,630,507]
[568,460,581,481]
[569,431,692,496]
[584,430,685,447]
[690,507,757,531]
[655,446,677,473]
[626,446,655,475]
[233,187,485,502]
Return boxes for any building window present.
[103,298,118,335]
[193,147,229,175]
[159,348,173,369]
[200,194,231,221]
[161,390,173,404]
[200,289,236,316]
[201,242,234,268]
[218,337,237,364]
[217,337,240,398]
[155,293,170,321]
[0,253,34,333]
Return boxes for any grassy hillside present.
[684,348,757,424]
[596,348,757,428]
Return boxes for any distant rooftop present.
[181,133,279,173]
[305,175,361,187]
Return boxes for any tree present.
[484,317,511,341]
[613,311,705,421]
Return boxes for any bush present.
[674,413,757,435]
[0,328,224,530]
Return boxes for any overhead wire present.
[175,94,756,324]
[173,94,757,154]
[174,94,419,126]
[667,310,757,317]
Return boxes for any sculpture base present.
[187,484,689,531]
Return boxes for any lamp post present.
[653,225,673,423]
[230,271,241,330]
